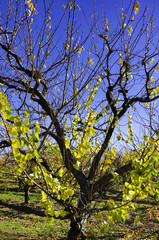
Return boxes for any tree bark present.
[24,184,29,204]
[66,215,87,240]
[67,189,90,240]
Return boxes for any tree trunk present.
[67,182,90,239]
[24,185,29,204]
[18,177,30,204]
[67,199,89,239]
[66,216,87,240]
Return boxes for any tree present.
[0,0,159,239]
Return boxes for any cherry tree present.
[0,0,159,239]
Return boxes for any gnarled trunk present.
[67,214,88,240]
[67,190,90,240]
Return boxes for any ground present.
[0,176,159,239]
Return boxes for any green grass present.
[0,216,69,239]
[0,172,159,239]
[0,190,41,202]
[0,174,70,239]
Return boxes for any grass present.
[0,190,41,202]
[0,174,70,239]
[0,172,159,239]
[0,198,69,239]
[0,215,69,239]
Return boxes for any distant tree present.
[0,0,159,239]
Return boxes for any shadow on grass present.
[0,199,45,217]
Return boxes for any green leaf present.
[33,150,39,159]
[15,120,22,127]
[107,199,115,209]
[100,222,109,234]
[15,154,22,161]
[0,102,3,111]
[54,211,60,217]
[41,191,47,202]
[11,139,20,148]
[23,109,30,118]
[58,168,64,177]
[8,125,18,137]
[61,188,74,200]
[95,213,103,220]
[34,121,40,133]
[117,135,121,141]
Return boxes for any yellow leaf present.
[150,58,154,64]
[77,5,81,11]
[27,2,33,9]
[134,1,139,15]
[119,58,123,66]
[121,13,124,20]
[11,139,20,148]
[150,76,155,82]
[28,10,31,16]
[8,125,18,137]
[41,191,47,202]
[27,1,36,13]
[30,18,33,24]
[65,138,70,148]
[54,211,60,217]
[146,102,149,108]
[91,110,97,115]
[130,75,133,80]
[103,165,109,171]
[64,44,69,50]
[111,147,116,157]
[88,57,94,66]
[131,16,135,22]
[69,2,73,9]
[104,159,112,164]
[30,54,35,60]
[58,168,63,177]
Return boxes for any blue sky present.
[45,0,159,29]
[0,0,159,145]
